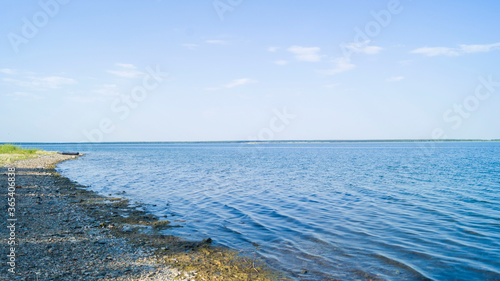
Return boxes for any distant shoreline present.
[3,139,500,145]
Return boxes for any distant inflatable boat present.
[58,152,80,156]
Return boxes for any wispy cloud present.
[411,47,460,57]
[206,39,228,45]
[107,63,143,78]
[387,76,404,82]
[205,78,257,91]
[224,78,257,88]
[460,43,500,53]
[3,76,77,89]
[288,46,322,62]
[359,45,383,54]
[40,76,77,88]
[6,92,43,101]
[411,42,500,57]
[319,57,355,75]
[68,95,106,103]
[115,63,136,69]
[273,60,288,65]
[0,68,77,90]
[182,43,199,50]
[93,84,120,96]
[0,68,16,75]
[344,41,383,55]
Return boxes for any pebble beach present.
[1,154,279,280]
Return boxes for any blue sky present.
[1,0,499,142]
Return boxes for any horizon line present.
[3,139,500,144]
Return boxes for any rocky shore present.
[1,154,280,280]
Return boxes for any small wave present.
[371,253,432,280]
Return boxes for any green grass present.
[0,144,39,154]
[0,144,55,165]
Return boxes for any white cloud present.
[182,43,198,50]
[205,78,257,91]
[224,78,257,88]
[115,63,136,69]
[288,46,322,62]
[107,63,143,78]
[361,45,383,54]
[459,43,500,53]
[268,46,279,52]
[411,47,459,57]
[387,76,404,82]
[411,42,500,57]
[39,76,77,88]
[342,41,383,55]
[206,39,227,45]
[319,57,355,75]
[0,68,16,75]
[3,76,77,89]
[274,60,288,65]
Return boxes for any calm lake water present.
[23,142,500,280]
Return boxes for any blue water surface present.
[21,142,500,280]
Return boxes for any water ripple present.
[48,141,500,280]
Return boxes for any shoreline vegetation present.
[0,144,57,165]
[0,145,283,280]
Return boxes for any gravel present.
[1,155,195,281]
